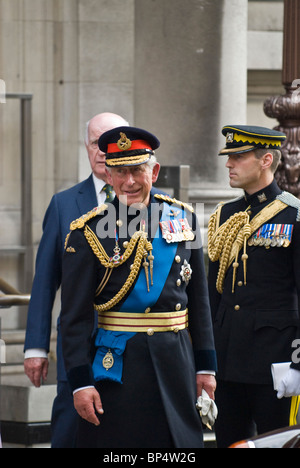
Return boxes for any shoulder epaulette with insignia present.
[154,194,194,213]
[277,192,300,221]
[69,204,108,231]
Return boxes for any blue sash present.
[119,203,180,312]
[92,202,181,383]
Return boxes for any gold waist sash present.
[98,309,188,333]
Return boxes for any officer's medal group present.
[248,223,293,249]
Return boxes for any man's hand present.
[74,388,104,426]
[24,358,49,387]
[196,374,217,400]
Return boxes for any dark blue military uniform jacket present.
[24,174,98,381]
[61,190,217,447]
[208,180,300,385]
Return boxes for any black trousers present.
[51,380,78,448]
[215,380,292,448]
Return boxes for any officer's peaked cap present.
[219,124,286,156]
[99,126,160,167]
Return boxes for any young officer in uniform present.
[208,125,300,448]
[60,126,217,448]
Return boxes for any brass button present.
[176,279,181,287]
[147,328,154,336]
[175,255,181,263]
[145,307,151,314]
[234,305,240,311]
[173,327,179,334]
[175,303,182,311]
[238,281,243,287]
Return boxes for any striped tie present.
[102,184,114,203]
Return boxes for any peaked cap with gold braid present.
[219,125,286,156]
[98,126,160,167]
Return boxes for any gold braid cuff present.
[208,199,288,294]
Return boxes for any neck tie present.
[102,184,114,203]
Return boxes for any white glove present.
[196,389,218,430]
[277,367,300,399]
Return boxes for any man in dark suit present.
[60,126,217,448]
[208,125,300,447]
[24,112,129,447]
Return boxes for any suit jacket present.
[60,192,217,447]
[24,175,98,380]
[208,180,300,385]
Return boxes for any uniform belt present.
[98,309,188,334]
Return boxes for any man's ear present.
[261,152,273,171]
[151,163,161,184]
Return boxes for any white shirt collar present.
[92,173,107,206]
[92,173,106,193]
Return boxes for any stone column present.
[78,0,135,181]
[134,0,247,182]
[264,0,300,196]
[134,0,248,232]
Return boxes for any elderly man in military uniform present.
[208,125,300,448]
[61,126,217,448]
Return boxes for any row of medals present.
[160,218,195,243]
[248,234,291,248]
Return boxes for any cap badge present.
[117,132,132,151]
[226,132,234,144]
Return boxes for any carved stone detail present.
[264,86,300,196]
[263,0,300,197]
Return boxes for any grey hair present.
[106,155,158,173]
[146,155,158,171]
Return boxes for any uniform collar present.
[244,179,282,208]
